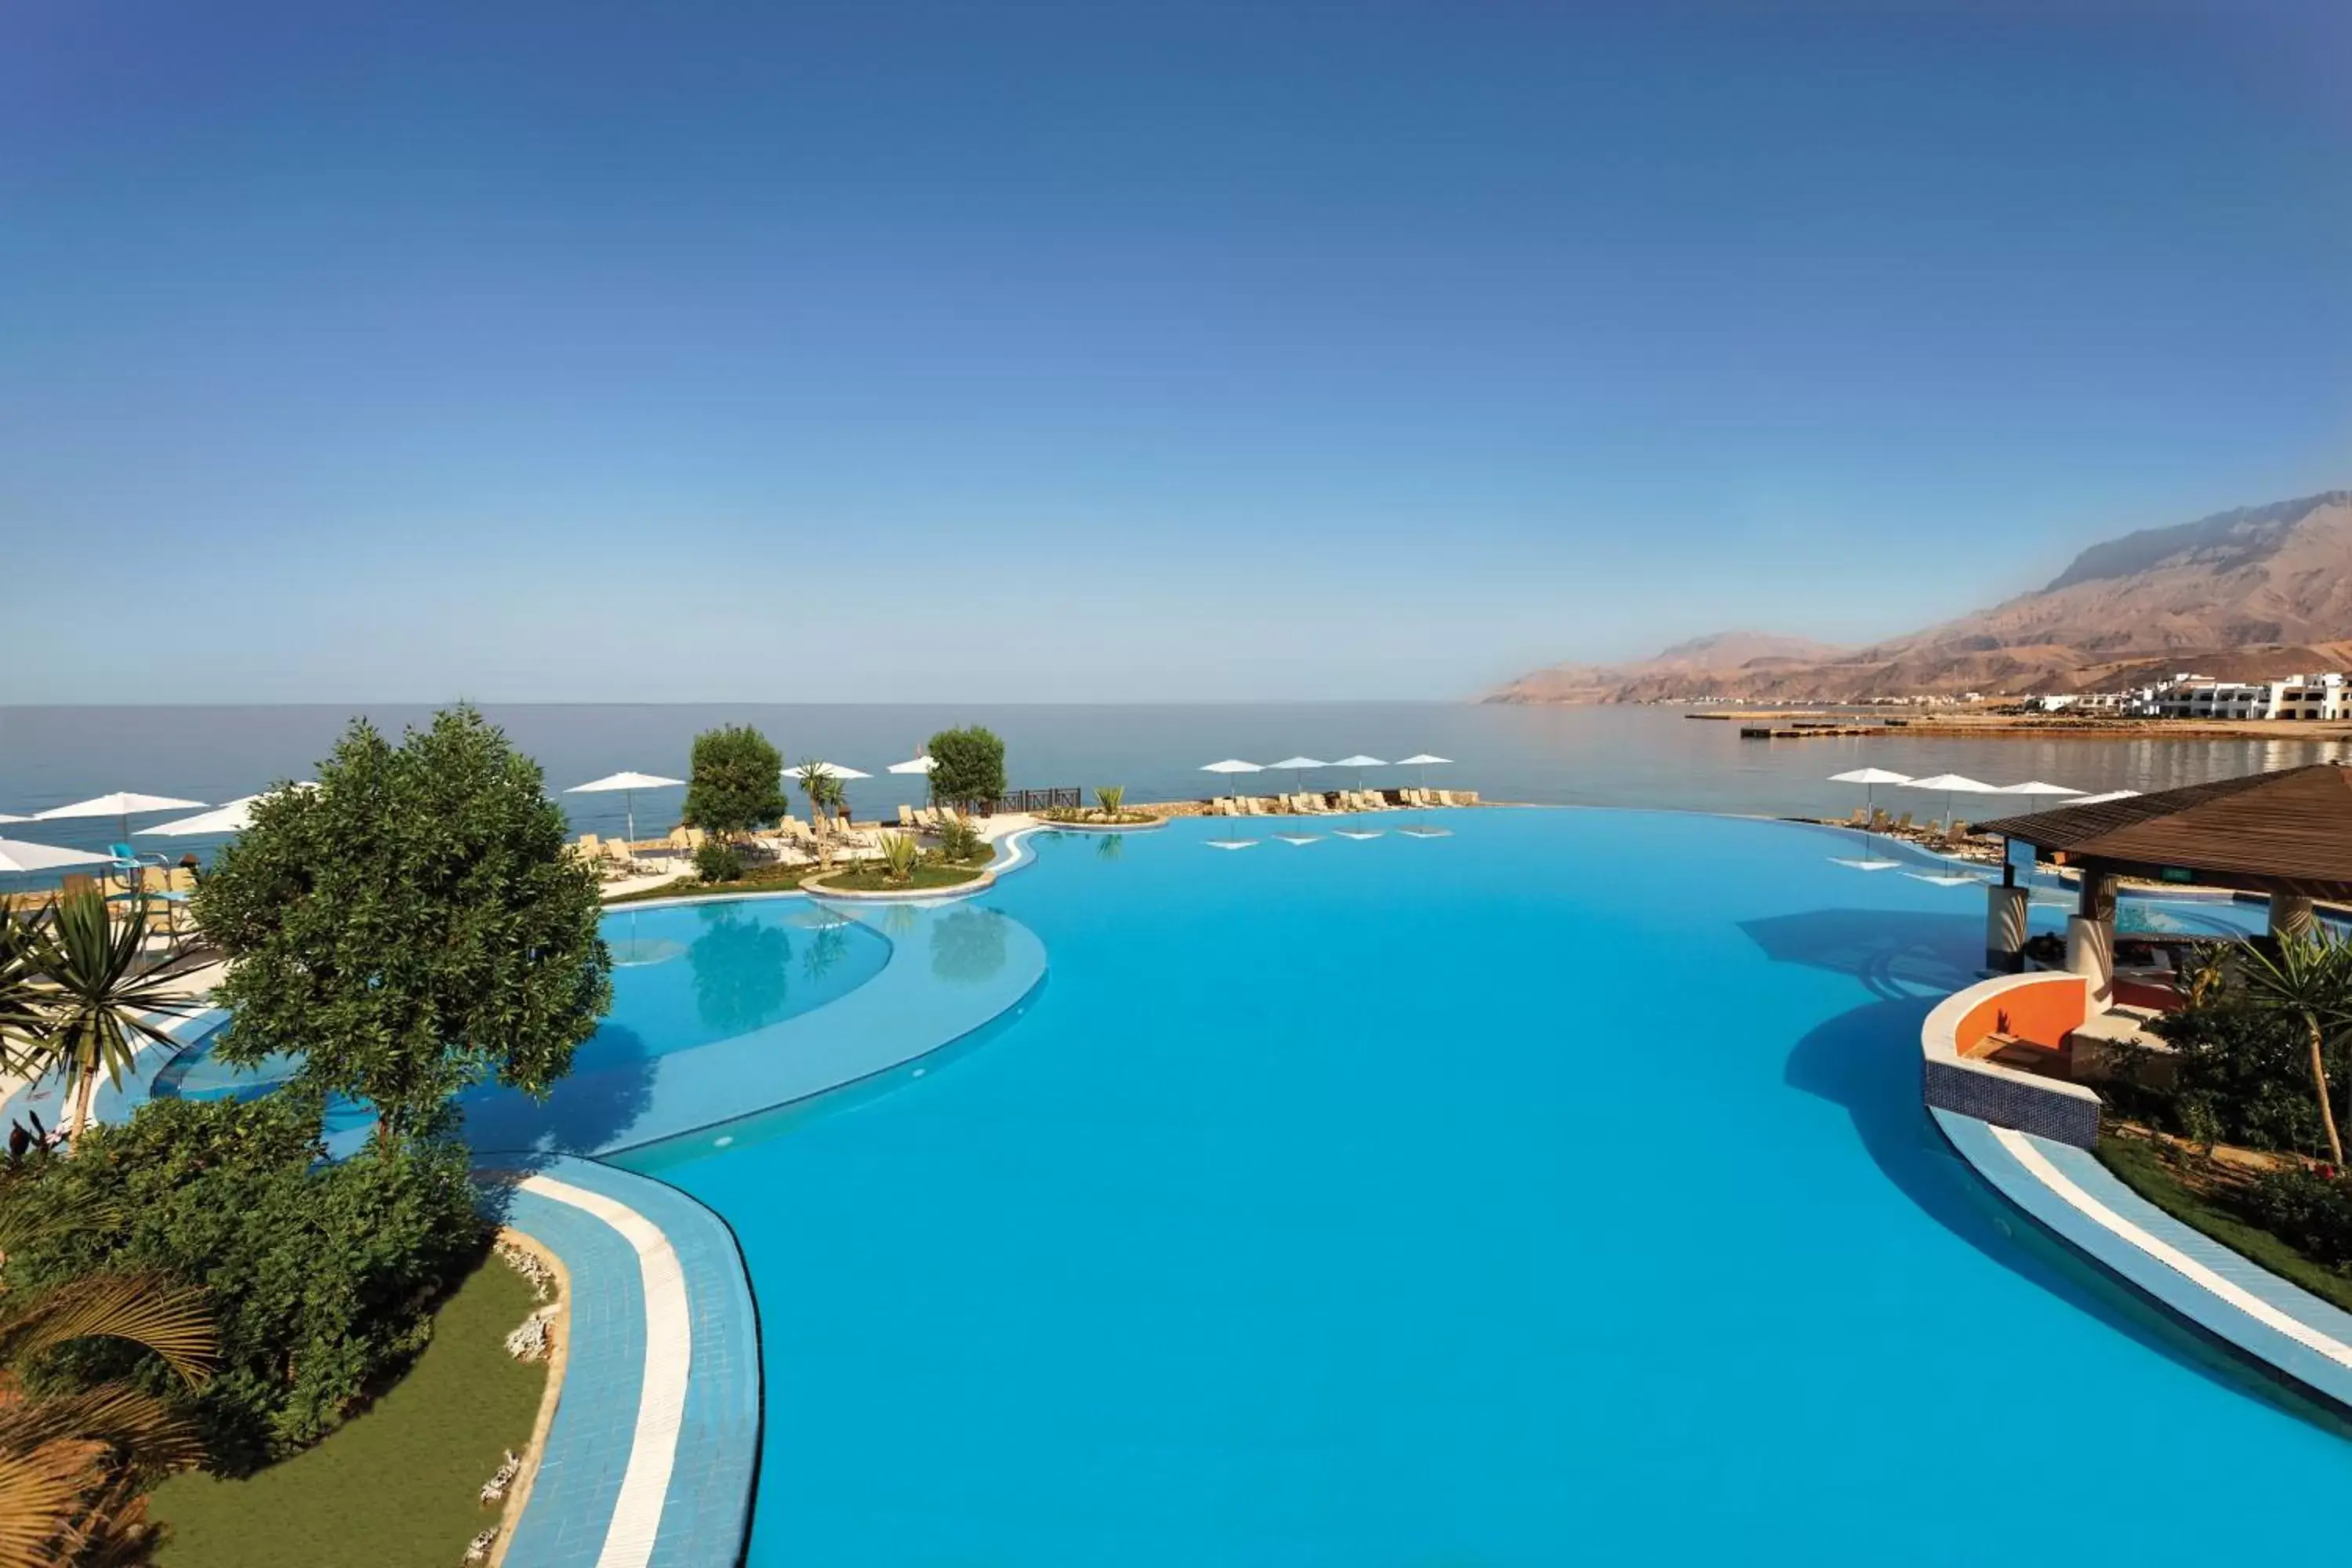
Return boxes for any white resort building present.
[2150,671,2349,721]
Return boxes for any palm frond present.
[0,1274,218,1385]
[0,1435,111,1568]
[0,1383,208,1473]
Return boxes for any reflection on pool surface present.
[644,809,2352,1566]
[158,897,891,1114]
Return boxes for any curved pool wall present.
[452,898,1045,1159]
[483,1155,760,1568]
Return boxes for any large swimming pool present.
[605,808,2349,1565]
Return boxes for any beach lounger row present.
[895,804,971,832]
[1205,789,1479,816]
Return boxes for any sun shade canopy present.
[1978,763,2352,901]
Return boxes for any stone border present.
[1030,815,1169,834]
[1933,1108,2352,1418]
[1919,971,2103,1148]
[483,1154,760,1568]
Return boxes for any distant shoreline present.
[1685,710,2352,742]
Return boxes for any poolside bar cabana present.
[1975,762,2352,1000]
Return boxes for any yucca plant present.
[0,1185,219,1568]
[0,908,49,1078]
[2239,930,2352,1165]
[1095,786,1125,818]
[878,832,920,884]
[15,889,208,1142]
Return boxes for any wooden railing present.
[953,788,1080,815]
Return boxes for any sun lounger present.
[1893,812,1912,832]
[898,804,916,828]
[1432,790,1454,807]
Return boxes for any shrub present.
[684,725,786,838]
[694,840,745,884]
[927,727,1006,805]
[878,832,920,883]
[933,813,985,865]
[1096,785,1125,815]
[2239,1166,2352,1271]
[2147,992,2342,1156]
[194,707,612,1149]
[2,1096,486,1475]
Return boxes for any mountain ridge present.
[1488,490,2352,704]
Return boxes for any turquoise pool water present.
[639,809,2350,1565]
[157,898,890,1136]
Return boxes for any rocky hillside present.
[1488,491,2352,704]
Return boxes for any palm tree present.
[0,1186,218,1568]
[793,763,844,870]
[2240,930,2352,1166]
[16,890,207,1144]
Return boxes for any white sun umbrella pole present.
[1266,757,1328,809]
[1200,760,1265,843]
[1901,773,1997,833]
[1828,768,1911,837]
[887,753,937,811]
[32,791,207,849]
[1395,753,1450,809]
[564,771,684,846]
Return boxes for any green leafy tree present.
[9,890,208,1142]
[682,726,786,840]
[2238,931,2352,1166]
[2,1095,481,1476]
[194,707,613,1149]
[927,727,1006,806]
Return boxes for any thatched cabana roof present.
[1977,763,2352,902]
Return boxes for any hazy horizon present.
[9,1,2349,703]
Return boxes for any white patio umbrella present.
[1200,760,1263,848]
[1266,756,1328,805]
[1395,753,1450,803]
[886,755,936,775]
[1901,773,1996,832]
[1828,768,1911,834]
[564,771,684,845]
[1330,754,1387,838]
[140,783,318,839]
[0,812,27,824]
[1996,780,2084,798]
[33,791,207,846]
[0,837,115,874]
[2060,789,2141,807]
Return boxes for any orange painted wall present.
[1955,978,2086,1052]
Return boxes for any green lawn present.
[2093,1132,2352,1316]
[150,1253,550,1568]
[808,861,987,892]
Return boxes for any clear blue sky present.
[6,1,2347,702]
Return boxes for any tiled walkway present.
[1934,1107,2352,1413]
[488,1155,760,1568]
